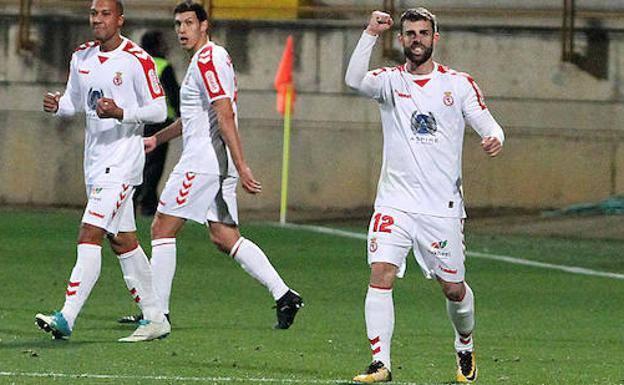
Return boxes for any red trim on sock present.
[369,336,380,345]
[134,296,141,303]
[152,242,176,247]
[68,281,80,288]
[66,290,77,296]
[369,284,392,290]
[117,244,139,256]
[78,241,101,246]
[459,336,472,345]
[130,288,137,295]
[372,346,381,355]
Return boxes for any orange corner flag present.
[274,35,296,116]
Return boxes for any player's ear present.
[117,14,125,28]
[200,19,209,35]
[433,31,440,44]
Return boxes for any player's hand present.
[365,11,393,36]
[481,136,503,157]
[96,97,123,120]
[239,165,262,194]
[43,92,60,113]
[144,136,157,154]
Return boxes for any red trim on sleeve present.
[197,45,227,100]
[464,75,487,110]
[122,41,165,100]
[74,41,99,52]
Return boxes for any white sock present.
[230,237,289,300]
[151,238,177,314]
[365,285,394,371]
[118,246,165,323]
[446,282,475,352]
[61,243,102,329]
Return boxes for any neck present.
[99,34,123,52]
[191,35,209,55]
[406,59,434,75]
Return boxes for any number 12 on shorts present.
[372,213,394,233]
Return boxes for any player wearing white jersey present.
[118,1,303,330]
[36,0,170,343]
[346,8,504,383]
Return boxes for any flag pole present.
[279,85,293,225]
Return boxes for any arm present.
[344,11,393,99]
[461,78,505,157]
[44,55,82,116]
[96,96,167,124]
[212,98,262,194]
[144,118,183,154]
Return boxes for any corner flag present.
[274,36,296,224]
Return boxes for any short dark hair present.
[115,0,124,15]
[399,7,438,33]
[174,1,208,22]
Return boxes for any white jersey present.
[346,32,504,218]
[174,41,238,176]
[57,37,167,185]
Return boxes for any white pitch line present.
[0,371,430,385]
[274,222,624,281]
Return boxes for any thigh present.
[367,207,413,277]
[82,183,135,235]
[413,215,465,283]
[157,172,219,224]
[206,175,239,225]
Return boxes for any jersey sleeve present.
[460,76,505,143]
[345,32,390,103]
[122,47,167,124]
[195,45,234,104]
[56,53,84,117]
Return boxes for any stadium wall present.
[1,13,623,217]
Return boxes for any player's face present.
[174,11,209,53]
[399,19,439,67]
[89,0,123,43]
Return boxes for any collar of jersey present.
[97,36,128,57]
[402,62,438,80]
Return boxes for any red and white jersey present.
[57,37,166,185]
[346,32,504,218]
[174,41,238,176]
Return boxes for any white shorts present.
[367,207,466,283]
[81,183,136,235]
[157,171,239,225]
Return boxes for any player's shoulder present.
[197,42,229,64]
[436,63,478,85]
[73,41,100,57]
[369,64,406,77]
[120,39,154,63]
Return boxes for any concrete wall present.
[1,11,624,218]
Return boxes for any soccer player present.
[120,1,303,329]
[36,0,171,342]
[345,8,504,383]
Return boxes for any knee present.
[369,263,397,289]
[108,233,138,255]
[442,282,466,302]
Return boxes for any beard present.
[403,43,433,67]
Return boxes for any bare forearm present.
[154,118,183,146]
[217,113,247,172]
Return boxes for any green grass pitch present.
[0,209,622,384]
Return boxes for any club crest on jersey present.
[113,72,123,86]
[87,88,104,111]
[443,91,454,106]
